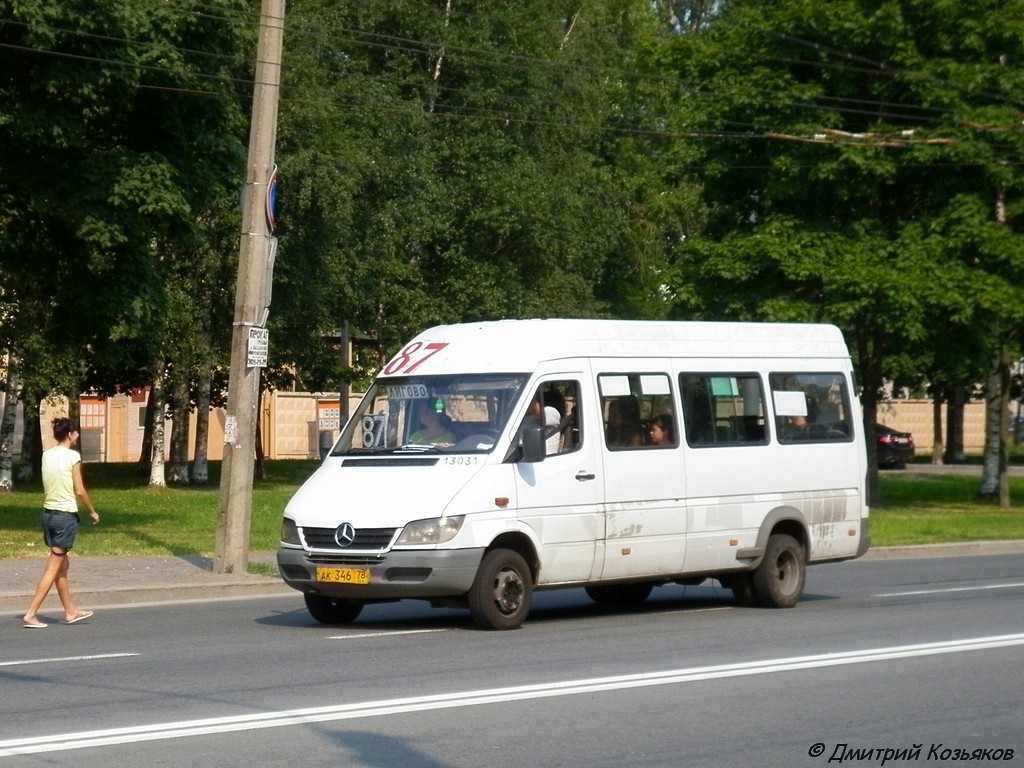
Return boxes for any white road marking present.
[2,633,1023,757]
[327,628,449,639]
[0,653,138,668]
[876,581,1024,597]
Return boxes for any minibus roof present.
[380,319,850,377]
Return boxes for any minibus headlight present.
[396,516,465,546]
[280,517,301,546]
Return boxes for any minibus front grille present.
[302,526,397,551]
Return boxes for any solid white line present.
[0,653,139,668]
[2,633,1023,757]
[327,629,449,639]
[876,581,1024,597]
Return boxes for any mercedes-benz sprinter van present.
[277,319,869,629]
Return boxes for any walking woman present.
[22,418,100,628]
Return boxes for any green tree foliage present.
[0,0,252,478]
[5,0,1024,510]
[651,0,1024,500]
[273,0,686,388]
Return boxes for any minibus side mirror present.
[521,425,547,463]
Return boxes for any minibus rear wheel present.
[751,533,805,608]
[304,593,364,624]
[468,549,533,630]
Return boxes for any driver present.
[410,399,456,446]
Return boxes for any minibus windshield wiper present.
[396,443,444,453]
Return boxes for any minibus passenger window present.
[770,372,852,444]
[598,373,677,450]
[680,373,767,447]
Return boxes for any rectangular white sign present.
[247,327,269,368]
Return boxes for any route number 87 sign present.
[383,341,449,375]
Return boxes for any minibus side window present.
[679,373,767,447]
[770,372,853,443]
[597,373,677,450]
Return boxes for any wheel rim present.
[492,567,525,615]
[774,550,798,595]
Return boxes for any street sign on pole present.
[247,327,269,369]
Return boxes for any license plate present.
[316,567,370,585]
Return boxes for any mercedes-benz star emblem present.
[335,522,356,548]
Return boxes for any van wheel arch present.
[746,508,810,566]
[485,532,540,582]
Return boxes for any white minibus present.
[277,319,870,629]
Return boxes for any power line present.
[3,8,1022,163]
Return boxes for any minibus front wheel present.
[468,549,533,630]
[304,593,364,625]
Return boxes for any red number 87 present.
[383,341,449,375]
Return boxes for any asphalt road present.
[2,554,1022,767]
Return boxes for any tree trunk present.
[166,376,191,486]
[854,322,883,506]
[191,365,211,485]
[254,381,267,480]
[943,384,967,464]
[149,372,166,488]
[0,359,20,490]
[930,395,943,465]
[978,346,1010,504]
[137,383,155,475]
[16,389,41,483]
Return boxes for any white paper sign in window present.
[773,390,808,417]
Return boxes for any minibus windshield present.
[333,374,529,455]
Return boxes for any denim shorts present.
[42,510,80,551]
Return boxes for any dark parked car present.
[875,423,915,468]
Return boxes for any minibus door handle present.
[575,470,596,481]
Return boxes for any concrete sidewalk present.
[0,551,292,615]
[2,540,1023,616]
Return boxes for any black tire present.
[751,533,806,608]
[721,573,759,607]
[304,593,364,625]
[468,549,533,630]
[585,582,654,608]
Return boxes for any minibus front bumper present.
[276,546,485,600]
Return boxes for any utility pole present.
[339,320,350,424]
[214,0,285,574]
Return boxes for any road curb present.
[861,539,1024,560]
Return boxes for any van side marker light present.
[495,497,509,508]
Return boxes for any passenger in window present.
[525,395,562,455]
[781,395,820,440]
[780,414,807,440]
[681,379,714,444]
[606,396,644,447]
[647,413,676,447]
